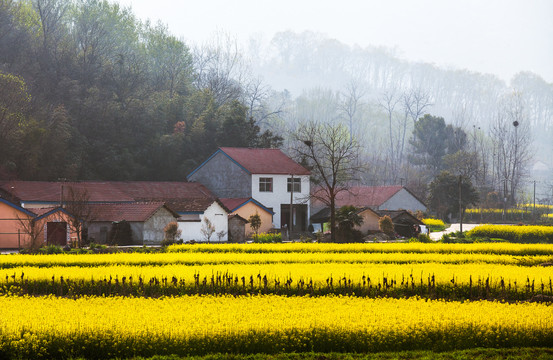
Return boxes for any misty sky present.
[116,0,553,83]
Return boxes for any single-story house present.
[0,198,77,249]
[220,198,274,236]
[0,181,230,246]
[310,206,424,238]
[311,185,427,215]
[87,202,179,245]
[228,214,248,243]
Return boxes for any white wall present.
[178,201,229,242]
[381,189,427,212]
[251,174,310,228]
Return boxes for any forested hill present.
[0,0,282,181]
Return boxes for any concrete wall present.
[0,201,31,248]
[178,201,229,242]
[381,189,427,212]
[88,221,144,245]
[251,174,310,229]
[355,209,381,234]
[0,203,76,249]
[232,201,273,236]
[228,216,246,242]
[188,152,251,198]
[143,207,177,245]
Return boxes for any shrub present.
[422,218,446,232]
[379,215,394,237]
[164,222,181,243]
[467,224,553,243]
[252,232,282,243]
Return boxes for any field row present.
[166,243,553,255]
[1,250,553,268]
[0,295,551,359]
[1,263,551,300]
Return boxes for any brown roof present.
[87,202,178,222]
[220,198,250,211]
[0,181,217,213]
[219,147,310,175]
[313,186,410,208]
[0,181,134,203]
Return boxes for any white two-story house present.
[187,147,311,231]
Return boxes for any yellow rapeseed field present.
[0,295,551,358]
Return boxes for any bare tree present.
[201,217,216,242]
[293,121,362,242]
[379,89,403,180]
[338,79,366,143]
[63,185,96,248]
[490,93,533,205]
[16,212,43,251]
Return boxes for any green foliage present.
[38,245,63,254]
[336,206,363,242]
[422,218,446,232]
[409,115,466,173]
[428,171,479,221]
[379,215,394,236]
[248,213,262,237]
[467,225,553,243]
[109,221,133,246]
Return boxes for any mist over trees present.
[1,2,552,208]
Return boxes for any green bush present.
[252,232,282,243]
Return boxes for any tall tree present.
[293,122,361,242]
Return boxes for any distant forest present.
[0,0,282,181]
[1,0,552,203]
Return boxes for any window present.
[259,177,273,192]
[287,178,301,193]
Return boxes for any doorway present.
[47,222,67,246]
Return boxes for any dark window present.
[287,178,301,193]
[259,177,273,192]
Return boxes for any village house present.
[188,147,311,232]
[311,185,427,215]
[0,181,229,247]
[220,198,274,236]
[310,185,427,237]
[0,197,78,249]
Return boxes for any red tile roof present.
[0,181,217,213]
[313,185,405,208]
[219,147,310,175]
[0,181,134,203]
[87,202,177,222]
[220,198,250,211]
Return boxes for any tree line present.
[0,0,281,181]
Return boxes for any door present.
[280,204,308,231]
[47,222,67,246]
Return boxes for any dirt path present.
[430,223,481,241]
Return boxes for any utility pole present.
[289,174,294,240]
[459,175,463,233]
[533,180,536,223]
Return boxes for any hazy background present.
[117,0,553,83]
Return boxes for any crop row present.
[468,225,553,243]
[1,263,551,300]
[1,247,553,269]
[0,295,551,359]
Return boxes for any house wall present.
[231,201,273,236]
[380,189,427,212]
[228,217,246,243]
[355,210,381,234]
[0,201,33,248]
[188,152,251,198]
[251,174,310,229]
[178,201,228,242]
[88,221,144,245]
[143,207,177,245]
